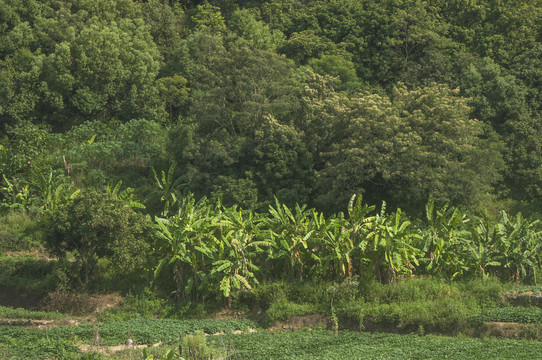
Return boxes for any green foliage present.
[43,189,152,288]
[190,2,226,34]
[363,298,471,333]
[0,305,67,320]
[97,292,162,322]
[266,199,317,280]
[265,300,319,323]
[144,348,184,360]
[214,330,542,359]
[471,307,542,325]
[308,54,360,91]
[0,211,43,251]
[152,193,216,301]
[4,1,542,323]
[0,255,57,293]
[211,205,270,305]
[147,163,184,216]
[228,8,285,51]
[0,326,81,360]
[180,331,215,360]
[312,81,503,213]
[44,318,255,346]
[0,318,255,359]
[0,1,165,130]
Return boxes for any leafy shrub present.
[43,189,153,289]
[181,331,215,360]
[459,277,508,310]
[251,281,289,309]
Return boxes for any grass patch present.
[0,211,43,252]
[266,300,320,324]
[0,305,68,320]
[97,292,162,322]
[0,255,57,294]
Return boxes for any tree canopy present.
[2,0,542,215]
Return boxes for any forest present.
[2,0,542,358]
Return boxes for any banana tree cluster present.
[1,167,79,213]
[149,178,542,305]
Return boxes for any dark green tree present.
[43,189,152,288]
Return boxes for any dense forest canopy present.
[1,0,542,216]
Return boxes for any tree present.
[462,57,542,206]
[64,18,164,126]
[315,83,504,214]
[227,8,285,52]
[280,30,349,65]
[43,189,151,289]
[189,2,226,35]
[172,40,309,209]
[0,0,165,130]
[308,54,360,92]
[153,193,215,301]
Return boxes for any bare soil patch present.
[44,292,122,315]
[269,314,330,331]
[482,321,528,339]
[79,341,162,355]
[504,292,542,307]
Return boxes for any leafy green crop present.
[471,306,542,324]
[0,319,256,346]
[0,305,68,320]
[213,330,542,359]
[0,326,80,360]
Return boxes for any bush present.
[42,189,153,289]
[181,331,215,360]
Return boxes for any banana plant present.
[494,211,542,284]
[345,194,375,276]
[347,194,376,240]
[153,193,217,301]
[28,168,80,212]
[465,221,501,279]
[212,205,270,307]
[0,145,7,176]
[319,215,355,279]
[366,203,421,283]
[0,175,31,211]
[106,180,145,209]
[265,198,316,280]
[421,196,470,278]
[146,163,184,216]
